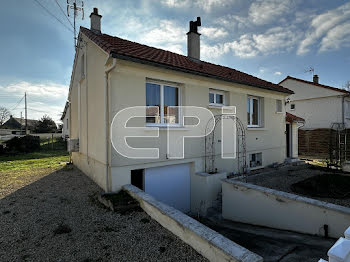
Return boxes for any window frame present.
[249,152,262,168]
[247,95,261,127]
[209,89,225,106]
[146,81,182,127]
[276,99,283,113]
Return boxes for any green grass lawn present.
[0,140,69,198]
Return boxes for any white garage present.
[144,163,191,213]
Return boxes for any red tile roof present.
[279,76,349,94]
[80,27,293,94]
[286,112,304,123]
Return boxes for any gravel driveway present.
[0,166,207,262]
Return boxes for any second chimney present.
[90,8,102,34]
[313,74,319,84]
[187,17,201,61]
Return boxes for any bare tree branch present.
[0,107,11,126]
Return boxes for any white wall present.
[124,184,263,262]
[222,179,350,238]
[281,79,349,129]
[191,172,227,216]
[61,106,70,139]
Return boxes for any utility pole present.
[25,92,28,134]
[20,112,23,135]
[67,0,84,48]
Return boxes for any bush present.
[4,135,40,153]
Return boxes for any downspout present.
[104,56,117,192]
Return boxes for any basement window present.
[249,153,262,168]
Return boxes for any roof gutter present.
[110,52,293,95]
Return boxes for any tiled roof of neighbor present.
[286,112,304,123]
[279,76,349,94]
[80,27,293,94]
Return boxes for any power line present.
[28,107,48,113]
[54,0,74,29]
[11,95,25,111]
[32,0,74,34]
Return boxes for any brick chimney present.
[90,8,102,34]
[187,17,201,61]
[313,74,319,84]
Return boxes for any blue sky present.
[1,0,350,122]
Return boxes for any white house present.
[280,75,350,157]
[61,101,70,140]
[65,8,295,213]
[280,75,350,129]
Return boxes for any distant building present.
[1,115,39,132]
[61,101,70,139]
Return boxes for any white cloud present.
[274,71,282,75]
[320,21,350,52]
[0,81,68,122]
[200,27,228,39]
[297,2,350,55]
[140,20,185,54]
[160,0,236,12]
[0,82,68,99]
[227,26,302,58]
[248,0,295,25]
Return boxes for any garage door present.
[144,163,190,213]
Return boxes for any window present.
[66,118,69,129]
[146,82,180,125]
[209,89,225,106]
[247,96,260,127]
[290,104,295,110]
[276,99,282,113]
[250,153,262,168]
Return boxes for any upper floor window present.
[276,99,282,113]
[146,82,180,125]
[247,96,260,127]
[209,89,225,106]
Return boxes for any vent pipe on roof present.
[187,17,201,61]
[313,74,319,84]
[90,8,102,34]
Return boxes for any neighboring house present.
[1,115,38,133]
[280,75,350,156]
[61,101,70,139]
[65,8,294,212]
[280,75,350,129]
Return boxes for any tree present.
[34,115,58,133]
[0,107,11,126]
[344,81,350,91]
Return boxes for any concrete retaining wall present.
[123,184,262,262]
[191,172,227,216]
[222,179,350,238]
